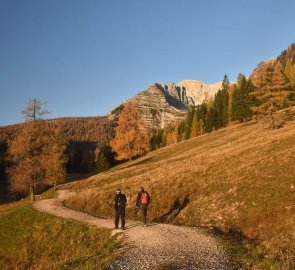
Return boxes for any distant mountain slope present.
[108,80,222,129]
[0,116,113,145]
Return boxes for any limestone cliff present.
[107,80,222,129]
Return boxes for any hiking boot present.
[121,227,125,230]
[114,227,119,229]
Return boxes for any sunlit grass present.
[64,110,295,269]
[0,196,124,269]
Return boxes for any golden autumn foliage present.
[284,59,295,86]
[7,121,67,201]
[110,101,149,160]
[251,61,293,128]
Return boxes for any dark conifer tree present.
[95,145,115,172]
[211,75,229,130]
[220,75,230,127]
[205,105,214,132]
[231,74,254,122]
[80,148,93,173]
[150,129,164,150]
[176,121,186,142]
[184,107,195,139]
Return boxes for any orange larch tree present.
[7,100,67,201]
[110,101,149,160]
[251,61,293,129]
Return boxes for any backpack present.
[141,192,149,205]
[117,194,126,207]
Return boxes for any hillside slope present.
[64,110,295,269]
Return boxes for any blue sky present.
[0,0,294,126]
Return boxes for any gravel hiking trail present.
[34,190,234,270]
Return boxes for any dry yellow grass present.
[64,108,295,269]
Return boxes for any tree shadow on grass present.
[158,195,190,222]
[114,156,155,172]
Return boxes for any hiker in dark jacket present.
[136,186,150,226]
[114,189,127,230]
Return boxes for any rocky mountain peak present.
[108,80,222,129]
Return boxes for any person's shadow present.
[158,195,190,222]
[125,222,158,230]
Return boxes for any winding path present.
[34,190,233,270]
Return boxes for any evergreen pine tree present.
[212,75,230,129]
[220,75,230,127]
[95,145,114,172]
[184,108,195,139]
[80,148,93,173]
[175,121,186,142]
[231,74,253,122]
[199,117,205,135]
[190,110,199,138]
[205,105,214,132]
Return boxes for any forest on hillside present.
[0,116,114,196]
[149,43,295,150]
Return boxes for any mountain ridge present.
[108,79,223,129]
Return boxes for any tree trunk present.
[270,111,276,129]
[30,184,35,202]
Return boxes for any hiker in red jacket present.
[136,186,150,226]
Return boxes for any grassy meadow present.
[0,190,124,270]
[64,113,295,269]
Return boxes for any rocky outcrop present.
[107,84,187,129]
[107,80,222,129]
[178,80,223,105]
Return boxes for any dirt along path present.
[34,190,234,270]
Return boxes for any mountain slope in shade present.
[108,80,222,129]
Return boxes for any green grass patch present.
[0,202,124,270]
[36,188,58,201]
